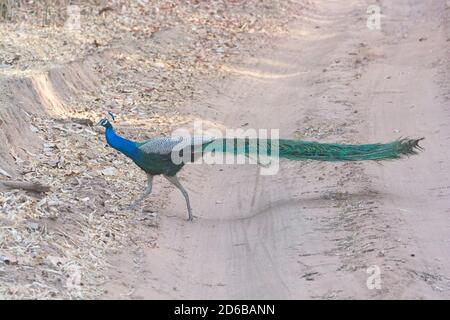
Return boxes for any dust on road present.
[104,0,450,299]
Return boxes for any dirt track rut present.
[105,0,450,299]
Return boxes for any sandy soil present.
[1,0,449,300]
[0,1,299,299]
[103,0,450,299]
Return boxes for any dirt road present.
[105,0,450,299]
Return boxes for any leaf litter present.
[0,0,304,299]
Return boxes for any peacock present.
[96,112,423,221]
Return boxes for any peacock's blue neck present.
[105,126,139,160]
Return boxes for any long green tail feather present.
[207,137,424,161]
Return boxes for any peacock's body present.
[97,114,423,221]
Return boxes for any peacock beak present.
[95,118,107,127]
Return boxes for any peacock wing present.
[137,135,215,155]
[137,136,183,155]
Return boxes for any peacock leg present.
[128,174,154,210]
[164,175,193,221]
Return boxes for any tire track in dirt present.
[104,0,450,299]
[357,0,450,298]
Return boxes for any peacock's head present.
[96,111,115,128]
[96,117,112,128]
